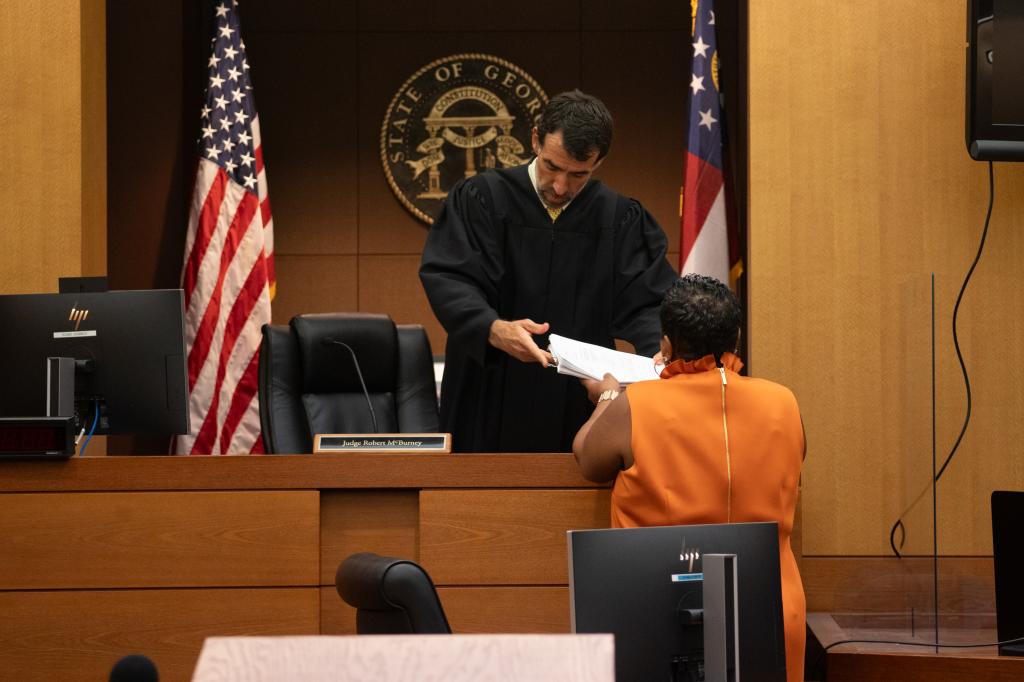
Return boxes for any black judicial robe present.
[419,164,677,453]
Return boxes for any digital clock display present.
[0,419,73,456]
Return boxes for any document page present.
[548,334,661,384]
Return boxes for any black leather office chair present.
[336,552,452,634]
[258,313,439,453]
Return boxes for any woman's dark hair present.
[660,274,741,362]
[535,89,613,161]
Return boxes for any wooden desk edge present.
[0,452,607,492]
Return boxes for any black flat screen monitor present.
[992,490,1024,656]
[967,0,1024,160]
[569,522,786,682]
[0,289,188,436]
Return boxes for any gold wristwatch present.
[597,389,620,404]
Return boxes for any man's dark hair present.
[535,89,613,161]
[660,274,741,362]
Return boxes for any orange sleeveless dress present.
[612,353,805,682]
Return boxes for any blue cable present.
[79,404,100,457]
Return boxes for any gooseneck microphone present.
[109,654,159,682]
[323,337,379,433]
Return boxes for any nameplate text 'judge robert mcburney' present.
[381,54,548,225]
[313,433,451,454]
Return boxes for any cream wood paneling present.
[1,3,106,451]
[191,634,614,682]
[0,2,105,294]
[749,1,1024,555]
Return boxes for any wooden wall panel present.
[358,254,445,353]
[0,491,319,589]
[105,1,197,293]
[320,585,357,634]
[320,490,419,585]
[801,556,995,616]
[0,587,318,682]
[0,3,91,294]
[247,30,359,257]
[320,586,572,635]
[438,586,571,634]
[419,490,610,585]
[357,1,579,32]
[582,0,690,29]
[243,0,354,33]
[748,0,1024,555]
[271,254,358,324]
[81,0,107,278]
[581,29,688,254]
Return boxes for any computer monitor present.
[992,490,1024,656]
[568,522,786,682]
[0,289,189,437]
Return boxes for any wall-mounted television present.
[967,0,1024,160]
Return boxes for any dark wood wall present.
[106,0,745,452]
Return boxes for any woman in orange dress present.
[573,274,806,682]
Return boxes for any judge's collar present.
[527,157,575,214]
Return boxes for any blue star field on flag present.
[198,1,260,193]
[687,0,722,171]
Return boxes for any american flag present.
[176,0,275,455]
[680,0,740,287]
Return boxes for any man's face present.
[531,127,602,208]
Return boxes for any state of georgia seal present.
[381,54,549,225]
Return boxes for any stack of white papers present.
[548,334,661,384]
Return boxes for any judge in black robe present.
[419,161,677,453]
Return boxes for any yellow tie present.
[546,206,563,221]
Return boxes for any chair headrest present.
[291,313,398,394]
[336,552,420,610]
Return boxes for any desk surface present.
[0,452,603,492]
[807,612,1024,682]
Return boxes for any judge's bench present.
[0,453,608,682]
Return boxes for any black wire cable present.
[826,634,1024,651]
[887,160,995,557]
[936,159,994,481]
[78,401,101,457]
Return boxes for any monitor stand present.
[58,276,108,293]
[1000,643,1024,657]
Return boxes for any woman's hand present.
[581,373,621,404]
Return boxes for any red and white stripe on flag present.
[681,155,729,285]
[176,1,274,455]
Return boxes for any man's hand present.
[581,373,621,404]
[488,318,554,366]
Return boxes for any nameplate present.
[313,433,451,454]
